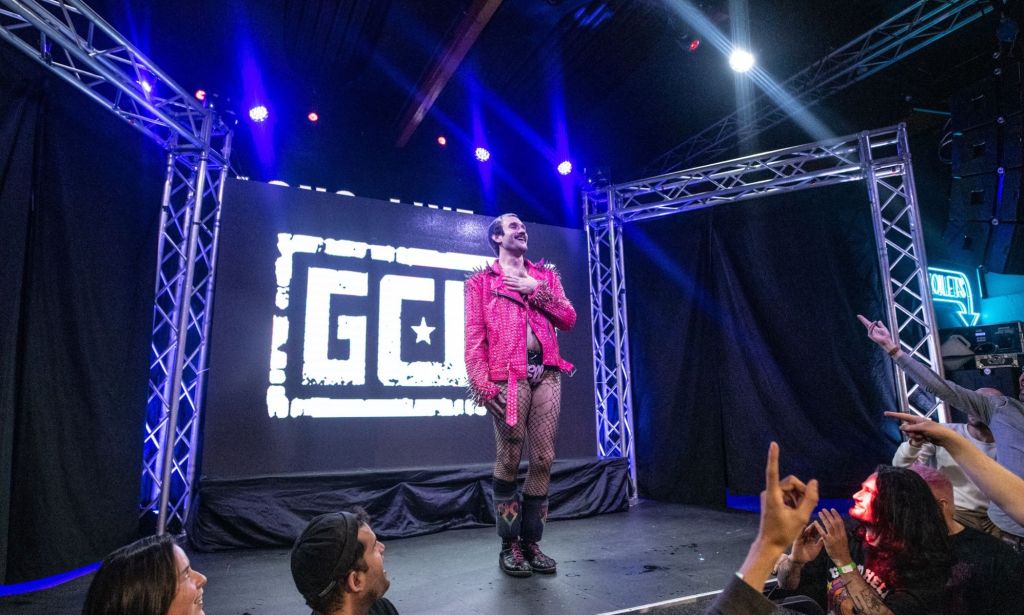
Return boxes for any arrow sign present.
[928,268,980,327]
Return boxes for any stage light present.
[557,160,572,175]
[688,38,700,52]
[194,89,206,101]
[437,135,447,147]
[138,80,153,94]
[474,147,490,162]
[249,105,269,123]
[729,48,755,73]
[307,111,319,123]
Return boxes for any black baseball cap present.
[290,511,363,605]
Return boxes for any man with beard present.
[465,213,576,577]
[775,466,951,614]
[290,509,398,615]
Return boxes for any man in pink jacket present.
[465,213,576,577]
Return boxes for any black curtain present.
[626,184,902,505]
[0,45,163,583]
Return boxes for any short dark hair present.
[291,508,371,613]
[81,534,178,615]
[486,213,518,256]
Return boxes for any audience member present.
[860,314,1024,548]
[886,411,1024,545]
[908,463,1024,614]
[775,466,950,615]
[891,415,996,534]
[704,442,819,614]
[290,509,398,615]
[81,533,207,615]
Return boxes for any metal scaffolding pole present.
[584,187,639,503]
[585,124,945,493]
[0,0,234,533]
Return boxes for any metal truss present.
[142,125,233,534]
[585,124,946,497]
[648,0,992,174]
[584,189,638,503]
[0,0,234,533]
[0,0,231,161]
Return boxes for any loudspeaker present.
[944,168,1023,273]
[946,62,1023,273]
[951,114,1023,177]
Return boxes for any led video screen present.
[202,180,595,478]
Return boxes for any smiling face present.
[849,473,878,523]
[166,545,207,615]
[492,215,528,256]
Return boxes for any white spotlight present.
[729,48,755,73]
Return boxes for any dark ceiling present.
[83,0,1017,227]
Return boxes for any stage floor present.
[3,500,759,614]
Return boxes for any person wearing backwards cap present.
[465,213,576,577]
[290,509,398,615]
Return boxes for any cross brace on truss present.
[587,124,947,501]
[0,0,234,534]
[648,0,993,174]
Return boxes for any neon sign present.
[928,267,980,326]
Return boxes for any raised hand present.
[856,314,899,354]
[884,411,955,446]
[759,442,820,551]
[790,524,823,564]
[815,508,852,566]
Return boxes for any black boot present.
[499,539,532,577]
[493,478,530,577]
[521,495,556,573]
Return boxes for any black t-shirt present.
[794,528,947,615]
[369,597,400,615]
[947,526,1024,615]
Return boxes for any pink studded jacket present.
[464,259,576,426]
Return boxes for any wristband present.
[887,346,900,357]
[837,562,856,574]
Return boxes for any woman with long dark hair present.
[82,534,207,615]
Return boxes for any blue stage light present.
[557,160,573,175]
[474,147,490,162]
[249,105,269,123]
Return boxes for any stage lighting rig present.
[729,48,755,73]
[249,105,269,123]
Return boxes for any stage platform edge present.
[188,457,629,551]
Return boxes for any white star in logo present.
[410,316,436,345]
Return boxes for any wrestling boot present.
[521,494,556,573]
[494,478,531,577]
[499,539,532,577]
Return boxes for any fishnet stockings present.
[492,370,562,495]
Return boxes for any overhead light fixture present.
[729,48,755,73]
[249,105,269,123]
[557,160,573,175]
[474,147,490,162]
